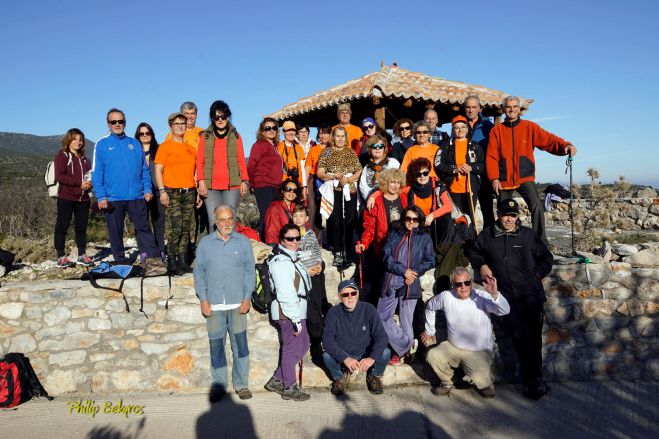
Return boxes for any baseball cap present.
[338,279,359,292]
[498,199,519,215]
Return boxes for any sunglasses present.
[415,130,429,135]
[108,119,125,126]
[283,236,301,242]
[404,216,419,223]
[340,291,358,298]
[416,171,430,177]
[283,129,296,133]
[363,124,375,130]
[283,187,297,193]
[400,126,411,131]
[453,280,472,288]
[213,113,229,121]
[139,131,151,136]
[263,125,278,132]
[370,143,385,150]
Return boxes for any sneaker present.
[523,382,550,400]
[209,384,226,403]
[76,255,95,267]
[143,256,167,277]
[236,388,252,400]
[330,374,349,396]
[56,257,75,268]
[477,386,496,399]
[366,375,383,395]
[404,339,419,364]
[281,384,310,401]
[264,376,284,395]
[431,384,453,396]
[388,354,403,366]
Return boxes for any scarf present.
[411,180,433,199]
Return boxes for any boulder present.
[611,243,639,257]
[624,249,659,267]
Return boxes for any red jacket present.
[487,118,570,189]
[248,140,284,189]
[264,201,295,244]
[54,151,91,202]
[361,192,408,258]
[235,222,261,242]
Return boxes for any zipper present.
[511,122,516,186]
[503,233,515,298]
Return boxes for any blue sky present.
[1,0,658,186]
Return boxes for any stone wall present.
[541,198,659,231]
[0,250,657,396]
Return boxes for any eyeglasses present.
[108,119,125,126]
[502,213,519,218]
[283,187,297,193]
[340,291,358,298]
[138,131,151,136]
[172,123,186,127]
[453,280,472,288]
[404,216,419,223]
[213,113,229,121]
[370,143,385,150]
[263,126,278,132]
[399,126,411,131]
[415,130,429,135]
[363,124,375,130]
[283,236,301,242]
[416,171,430,177]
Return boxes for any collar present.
[214,230,236,241]
[502,117,522,128]
[493,221,520,237]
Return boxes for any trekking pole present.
[565,155,576,255]
[467,174,478,233]
[298,359,304,388]
[357,241,364,290]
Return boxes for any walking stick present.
[565,155,576,255]
[298,359,304,388]
[467,173,478,232]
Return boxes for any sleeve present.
[264,204,284,245]
[532,231,554,279]
[481,290,511,316]
[141,148,152,195]
[358,168,373,201]
[424,292,445,336]
[270,259,302,324]
[153,143,166,165]
[193,242,208,302]
[91,142,106,201]
[365,307,389,360]
[322,310,349,363]
[414,234,436,275]
[196,135,206,181]
[466,231,488,273]
[429,188,453,219]
[435,141,454,179]
[247,142,260,183]
[400,149,411,172]
[236,134,249,182]
[383,232,407,276]
[241,239,256,300]
[486,128,501,181]
[532,122,571,156]
[360,200,378,250]
[54,152,79,187]
[470,142,485,176]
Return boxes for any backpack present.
[0,353,53,409]
[45,152,71,198]
[251,247,309,314]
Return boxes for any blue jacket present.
[194,231,256,305]
[91,133,152,201]
[323,301,388,363]
[468,114,494,154]
[382,226,435,300]
[269,245,311,325]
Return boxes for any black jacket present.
[468,224,553,309]
[434,138,484,193]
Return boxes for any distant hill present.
[0,132,94,156]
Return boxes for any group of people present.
[52,95,575,402]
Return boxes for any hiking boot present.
[477,386,496,399]
[178,253,193,274]
[264,376,284,395]
[366,375,383,395]
[404,339,419,364]
[431,384,453,396]
[168,255,182,276]
[236,388,252,400]
[388,354,403,366]
[76,254,95,267]
[330,374,349,396]
[143,256,167,277]
[209,384,226,403]
[523,382,550,400]
[56,257,75,268]
[281,384,310,401]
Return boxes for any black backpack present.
[251,247,309,314]
[0,353,53,408]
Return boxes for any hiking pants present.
[147,196,166,253]
[377,287,417,357]
[104,199,160,263]
[206,307,250,391]
[254,186,277,239]
[54,198,90,257]
[426,340,494,389]
[323,348,391,380]
[164,189,196,256]
[274,320,309,388]
[499,305,545,386]
[327,194,357,258]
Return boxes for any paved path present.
[2,381,657,438]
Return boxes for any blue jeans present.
[322,348,391,380]
[206,307,249,390]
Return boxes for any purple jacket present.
[54,151,91,202]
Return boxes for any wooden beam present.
[372,97,381,105]
[425,102,436,110]
[403,98,413,108]
[375,107,386,130]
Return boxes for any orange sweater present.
[400,144,440,177]
[487,119,570,189]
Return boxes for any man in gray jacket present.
[194,205,256,402]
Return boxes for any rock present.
[49,290,76,299]
[0,266,5,278]
[0,322,19,338]
[611,244,638,256]
[166,305,206,324]
[111,370,144,391]
[157,375,184,390]
[637,279,659,301]
[642,216,659,229]
[630,316,655,338]
[163,348,195,374]
[43,369,83,395]
[573,263,610,290]
[49,350,87,367]
[88,318,112,331]
[0,302,24,320]
[71,309,93,318]
[594,241,612,262]
[110,313,136,329]
[44,306,71,326]
[140,343,171,355]
[624,249,659,267]
[593,316,629,331]
[39,332,100,351]
[9,333,37,352]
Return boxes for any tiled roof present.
[268,65,532,120]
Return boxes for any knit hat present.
[451,115,468,125]
[361,117,376,128]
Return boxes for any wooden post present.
[375,107,386,130]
